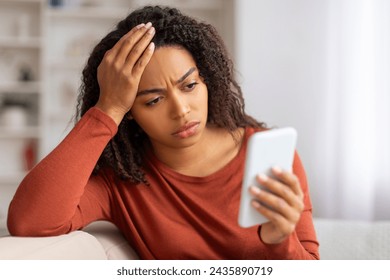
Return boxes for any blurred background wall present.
[236,0,390,220]
[0,0,389,230]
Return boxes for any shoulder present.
[242,126,268,142]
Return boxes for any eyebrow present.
[137,67,197,96]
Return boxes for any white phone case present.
[238,127,297,228]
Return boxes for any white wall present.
[235,0,330,217]
[235,0,390,221]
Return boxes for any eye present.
[146,96,163,106]
[184,82,198,92]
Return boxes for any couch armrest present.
[0,221,140,260]
[83,221,139,260]
[0,231,108,260]
[0,221,139,260]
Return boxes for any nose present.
[169,92,190,119]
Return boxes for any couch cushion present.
[314,218,390,260]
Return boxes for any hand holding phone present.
[238,127,297,228]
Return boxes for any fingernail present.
[145,22,152,29]
[250,186,261,195]
[148,42,155,50]
[251,200,261,209]
[272,166,282,174]
[257,174,268,182]
[136,23,145,29]
[148,27,155,35]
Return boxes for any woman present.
[7,6,319,259]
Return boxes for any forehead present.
[139,46,197,85]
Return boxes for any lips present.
[172,121,200,139]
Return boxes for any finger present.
[250,186,300,222]
[125,25,155,67]
[132,42,155,77]
[256,174,301,210]
[116,23,146,49]
[114,22,153,65]
[271,167,304,199]
[251,199,295,234]
[104,23,145,60]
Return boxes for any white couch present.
[0,221,139,260]
[0,219,389,260]
[313,218,390,260]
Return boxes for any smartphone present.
[238,127,297,228]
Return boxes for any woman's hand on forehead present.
[95,22,156,125]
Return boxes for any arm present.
[7,23,156,237]
[7,108,117,236]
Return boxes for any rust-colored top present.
[8,108,319,259]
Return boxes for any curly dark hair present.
[76,5,265,184]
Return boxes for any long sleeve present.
[7,108,118,237]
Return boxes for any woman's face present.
[131,46,208,150]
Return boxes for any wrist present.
[94,102,126,126]
[258,224,288,244]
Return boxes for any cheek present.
[135,118,166,141]
[131,105,166,135]
[197,85,208,113]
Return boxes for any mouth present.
[172,121,200,139]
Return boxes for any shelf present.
[133,0,224,10]
[0,36,42,49]
[0,222,8,237]
[47,6,130,20]
[47,57,88,70]
[0,81,41,94]
[0,218,8,235]
[45,1,224,21]
[0,172,26,185]
[0,0,233,191]
[0,0,43,3]
[0,126,41,139]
